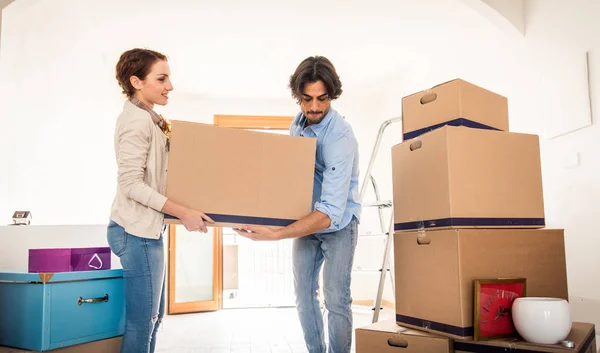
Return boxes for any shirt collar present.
[128,98,171,140]
[302,108,336,137]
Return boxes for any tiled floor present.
[155,306,395,352]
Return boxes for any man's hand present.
[233,226,283,241]
[233,211,331,241]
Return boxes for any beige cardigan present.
[110,100,169,239]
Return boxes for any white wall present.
[162,93,297,125]
[0,0,14,227]
[0,1,14,51]
[0,225,120,272]
[482,0,524,30]
[524,0,600,328]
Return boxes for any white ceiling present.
[3,0,510,100]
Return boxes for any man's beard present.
[305,109,328,124]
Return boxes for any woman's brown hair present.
[116,48,167,97]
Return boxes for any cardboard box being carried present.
[454,323,596,353]
[394,228,569,340]
[356,320,452,353]
[392,125,545,231]
[402,78,509,140]
[164,121,316,228]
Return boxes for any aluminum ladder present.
[355,116,402,323]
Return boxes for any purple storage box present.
[28,247,111,273]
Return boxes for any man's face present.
[300,80,331,126]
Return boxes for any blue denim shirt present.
[290,108,361,234]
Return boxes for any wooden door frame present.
[166,114,294,315]
[214,115,295,130]
[167,225,222,314]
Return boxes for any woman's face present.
[131,60,173,109]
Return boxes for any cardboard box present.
[392,125,545,231]
[394,228,568,340]
[402,78,509,140]
[0,337,122,352]
[454,323,596,353]
[356,320,452,353]
[164,121,316,228]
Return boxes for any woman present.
[107,48,213,353]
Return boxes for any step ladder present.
[355,117,402,323]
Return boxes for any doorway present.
[167,114,296,314]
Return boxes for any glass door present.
[167,225,222,313]
[167,115,295,314]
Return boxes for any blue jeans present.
[293,217,358,353]
[107,220,166,353]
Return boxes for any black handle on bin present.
[78,294,109,306]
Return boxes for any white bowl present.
[512,297,572,344]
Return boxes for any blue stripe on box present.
[396,314,473,337]
[164,213,295,227]
[394,217,546,231]
[403,118,502,140]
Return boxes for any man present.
[234,56,361,353]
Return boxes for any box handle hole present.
[409,140,422,151]
[420,92,437,104]
[417,235,431,245]
[387,338,409,348]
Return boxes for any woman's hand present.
[161,199,215,232]
[180,208,215,233]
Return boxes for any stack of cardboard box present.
[355,79,597,352]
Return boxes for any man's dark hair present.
[288,56,343,104]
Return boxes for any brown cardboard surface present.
[355,320,451,353]
[0,337,122,352]
[394,228,569,340]
[402,78,508,139]
[392,125,545,231]
[165,121,316,228]
[454,323,596,352]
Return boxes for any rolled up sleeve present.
[314,132,357,232]
[117,116,168,211]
